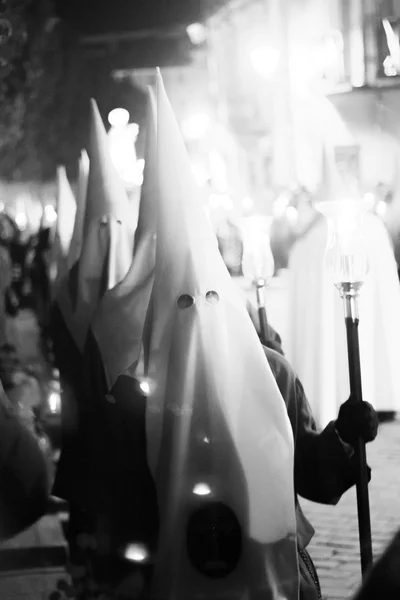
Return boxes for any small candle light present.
[315,199,369,319]
[241,216,274,344]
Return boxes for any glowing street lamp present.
[108,107,130,128]
[316,199,373,576]
[241,216,275,345]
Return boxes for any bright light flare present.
[43,204,57,226]
[48,391,61,414]
[193,483,212,496]
[250,47,280,79]
[139,381,150,396]
[187,22,207,45]
[15,212,28,231]
[123,543,149,563]
[315,200,369,286]
[108,107,130,127]
[182,112,210,141]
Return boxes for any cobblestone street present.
[303,418,400,599]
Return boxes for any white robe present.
[286,212,400,428]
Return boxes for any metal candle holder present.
[316,200,373,577]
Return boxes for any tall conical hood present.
[143,71,299,599]
[68,150,89,269]
[50,166,77,297]
[91,88,157,389]
[84,99,131,230]
[61,99,136,352]
[55,166,76,256]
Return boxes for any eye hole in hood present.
[177,294,195,309]
[205,290,219,305]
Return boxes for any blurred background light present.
[43,204,58,226]
[108,107,130,128]
[182,112,210,140]
[250,46,280,79]
[124,543,149,563]
[192,482,212,496]
[186,22,207,46]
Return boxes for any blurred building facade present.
[203,0,400,209]
[121,0,400,219]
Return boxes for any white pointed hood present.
[68,150,89,270]
[143,71,299,600]
[50,166,77,297]
[66,99,136,352]
[91,88,157,389]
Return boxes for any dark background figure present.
[9,227,33,310]
[352,529,400,599]
[0,214,21,389]
[0,379,49,540]
[30,226,53,360]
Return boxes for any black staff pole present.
[341,282,373,576]
[255,278,270,345]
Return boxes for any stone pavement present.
[302,418,400,600]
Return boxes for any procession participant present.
[51,100,135,505]
[143,74,378,600]
[286,148,400,427]
[48,166,76,300]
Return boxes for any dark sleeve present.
[0,386,49,539]
[264,347,359,505]
[246,300,285,355]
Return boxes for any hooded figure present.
[140,71,299,600]
[66,99,135,352]
[68,150,89,271]
[52,100,136,504]
[90,90,157,390]
[286,147,400,427]
[50,166,77,299]
[71,89,160,559]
